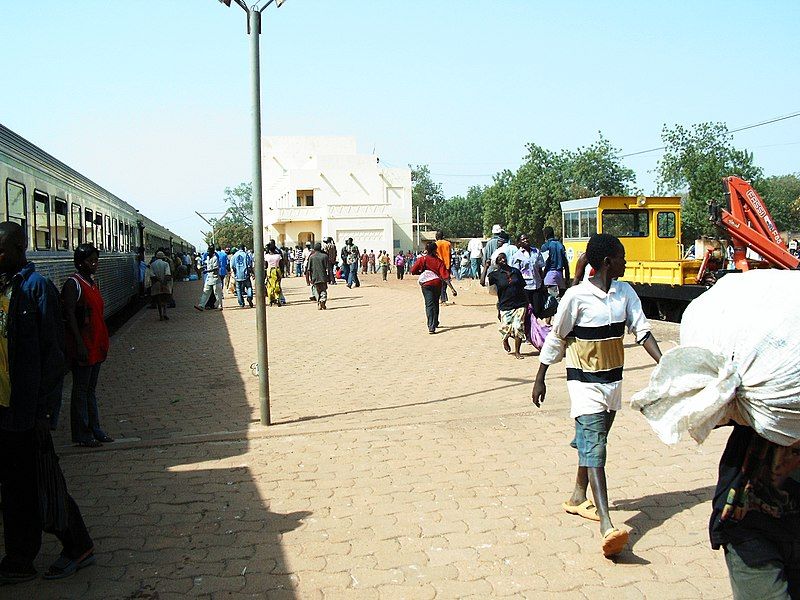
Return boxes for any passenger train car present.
[0,124,194,318]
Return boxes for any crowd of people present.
[1,215,797,597]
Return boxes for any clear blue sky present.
[4,0,799,248]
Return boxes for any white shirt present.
[540,279,651,418]
[510,248,544,290]
[468,238,484,259]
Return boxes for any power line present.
[619,110,800,158]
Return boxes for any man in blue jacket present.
[0,222,94,583]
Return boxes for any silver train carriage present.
[0,124,194,318]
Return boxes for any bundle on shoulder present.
[631,269,800,446]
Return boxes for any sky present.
[4,0,799,248]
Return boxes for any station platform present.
[9,274,730,598]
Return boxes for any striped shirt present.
[539,279,651,418]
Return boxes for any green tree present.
[479,134,634,243]
[429,185,485,237]
[656,122,762,243]
[410,165,445,222]
[757,174,800,232]
[202,182,255,249]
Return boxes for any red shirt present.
[65,274,110,366]
[410,255,450,287]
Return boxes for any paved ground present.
[6,272,733,599]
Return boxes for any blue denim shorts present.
[570,411,616,468]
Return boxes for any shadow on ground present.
[3,282,305,598]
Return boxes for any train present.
[0,123,194,318]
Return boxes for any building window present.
[296,190,314,207]
[657,211,676,238]
[602,209,649,238]
[84,208,94,244]
[72,203,83,249]
[33,190,51,250]
[6,180,27,231]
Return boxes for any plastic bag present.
[631,270,800,446]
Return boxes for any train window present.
[112,218,118,251]
[94,212,103,250]
[104,215,111,251]
[124,223,130,252]
[657,211,676,238]
[33,190,51,250]
[5,180,27,231]
[54,198,68,251]
[71,203,83,249]
[602,209,649,238]
[84,209,95,244]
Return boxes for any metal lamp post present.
[218,0,289,425]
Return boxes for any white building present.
[263,136,413,256]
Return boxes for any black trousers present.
[421,285,441,332]
[0,429,93,571]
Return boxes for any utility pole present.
[218,0,290,425]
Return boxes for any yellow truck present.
[560,195,706,320]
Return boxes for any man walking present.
[346,238,360,288]
[0,222,95,583]
[435,231,453,304]
[216,246,229,301]
[195,244,222,311]
[468,235,484,279]
[231,245,254,308]
[324,237,337,285]
[306,242,330,310]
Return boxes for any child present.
[531,233,662,557]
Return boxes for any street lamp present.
[218,0,289,426]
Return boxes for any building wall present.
[263,136,413,255]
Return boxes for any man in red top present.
[435,231,453,304]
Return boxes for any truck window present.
[657,211,676,238]
[602,209,649,238]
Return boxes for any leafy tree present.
[202,182,254,249]
[757,174,800,233]
[410,165,445,222]
[429,186,485,238]
[478,134,634,243]
[656,122,762,243]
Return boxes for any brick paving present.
[5,273,732,598]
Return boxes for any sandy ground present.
[6,271,731,599]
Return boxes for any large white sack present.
[631,269,800,446]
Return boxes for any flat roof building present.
[264,136,413,256]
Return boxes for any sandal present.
[562,499,600,521]
[94,434,114,443]
[43,549,96,580]
[74,440,101,448]
[601,528,629,557]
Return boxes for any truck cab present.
[560,195,704,319]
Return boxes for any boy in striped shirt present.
[532,233,662,557]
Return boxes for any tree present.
[410,165,445,222]
[429,185,485,238]
[757,174,800,233]
[478,134,634,243]
[202,182,254,249]
[656,122,762,243]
